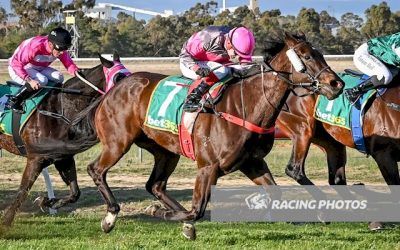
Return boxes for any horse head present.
[265,32,344,100]
[99,51,131,93]
[63,51,130,96]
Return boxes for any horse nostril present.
[330,80,343,89]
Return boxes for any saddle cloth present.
[144,75,231,134]
[0,81,57,135]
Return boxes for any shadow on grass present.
[0,187,193,214]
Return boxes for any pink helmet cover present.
[228,27,256,61]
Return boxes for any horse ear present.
[284,31,294,40]
[297,31,306,41]
[284,31,297,47]
[113,51,120,62]
[98,53,114,68]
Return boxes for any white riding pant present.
[353,43,393,85]
[180,61,230,80]
[8,64,64,86]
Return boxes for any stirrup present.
[11,105,25,114]
[183,102,200,112]
[344,90,361,106]
[7,99,25,113]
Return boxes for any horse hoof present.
[101,219,115,233]
[369,222,384,231]
[34,196,47,212]
[101,212,117,233]
[182,222,196,240]
[144,204,161,216]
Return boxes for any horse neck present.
[64,65,105,94]
[61,65,105,111]
[246,51,293,128]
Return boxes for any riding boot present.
[344,78,377,104]
[183,81,211,112]
[6,85,34,114]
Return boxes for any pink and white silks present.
[8,36,78,86]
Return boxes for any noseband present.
[288,41,331,94]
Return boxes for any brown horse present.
[87,32,344,238]
[1,53,128,227]
[277,77,400,187]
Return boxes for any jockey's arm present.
[59,52,79,76]
[9,43,36,82]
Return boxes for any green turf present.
[1,215,399,249]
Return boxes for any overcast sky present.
[1,0,399,20]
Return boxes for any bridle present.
[262,40,332,98]
[103,61,132,93]
[37,62,132,124]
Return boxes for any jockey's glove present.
[195,67,211,78]
[75,69,84,77]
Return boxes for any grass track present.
[1,215,400,249]
[1,141,398,249]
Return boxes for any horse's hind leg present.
[313,137,347,185]
[151,164,220,222]
[36,156,81,209]
[2,156,49,226]
[143,143,184,211]
[143,144,197,240]
[239,157,277,186]
[372,149,400,185]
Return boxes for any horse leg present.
[239,157,277,186]
[278,112,314,185]
[143,145,197,240]
[144,145,183,211]
[2,156,49,226]
[285,136,314,185]
[151,164,219,222]
[313,138,347,185]
[87,147,126,233]
[367,149,399,231]
[36,157,81,210]
[371,150,400,185]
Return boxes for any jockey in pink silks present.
[7,27,80,113]
[179,26,256,112]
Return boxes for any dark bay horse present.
[87,33,344,238]
[277,80,400,187]
[1,53,128,227]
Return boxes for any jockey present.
[7,27,80,113]
[345,32,400,103]
[179,26,256,112]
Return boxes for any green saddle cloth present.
[314,73,376,129]
[144,75,230,134]
[0,81,57,135]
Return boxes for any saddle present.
[0,81,58,155]
[200,64,263,108]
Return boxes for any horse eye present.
[304,55,311,60]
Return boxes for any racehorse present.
[277,77,400,187]
[87,32,344,239]
[1,52,129,227]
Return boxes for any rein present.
[265,41,332,97]
[76,71,106,95]
[213,40,332,135]
[38,63,132,125]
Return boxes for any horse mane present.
[262,32,307,63]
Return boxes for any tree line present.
[0,0,399,58]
